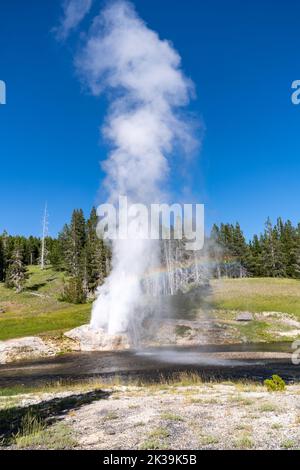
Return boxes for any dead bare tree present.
[40,202,48,270]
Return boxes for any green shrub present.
[264,375,286,392]
[59,277,87,304]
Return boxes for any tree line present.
[0,213,299,302]
[210,218,300,279]
[0,207,110,301]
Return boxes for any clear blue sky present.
[0,0,300,239]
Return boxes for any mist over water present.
[74,1,197,335]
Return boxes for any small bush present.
[264,375,286,392]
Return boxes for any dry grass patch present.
[234,433,254,449]
[160,412,184,422]
[199,434,219,446]
[259,403,280,413]
[281,439,296,449]
[14,411,77,449]
[228,395,254,406]
[103,411,119,421]
[140,427,170,450]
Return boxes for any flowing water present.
[0,342,298,388]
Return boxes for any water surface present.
[0,342,298,387]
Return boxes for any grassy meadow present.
[0,266,90,341]
[211,278,300,317]
[0,266,300,342]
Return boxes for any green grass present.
[0,384,37,397]
[1,271,300,342]
[140,427,170,450]
[0,266,67,316]
[233,433,254,449]
[0,379,102,398]
[175,325,192,337]
[148,427,170,440]
[160,412,184,422]
[15,416,77,450]
[199,434,219,446]
[281,439,296,450]
[139,438,168,450]
[234,321,274,342]
[0,304,90,340]
[0,265,90,340]
[0,372,203,397]
[212,278,300,317]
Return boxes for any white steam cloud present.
[55,0,93,40]
[74,0,196,335]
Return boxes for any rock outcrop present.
[0,336,56,364]
[236,312,254,322]
[64,325,131,351]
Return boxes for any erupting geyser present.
[73,1,197,339]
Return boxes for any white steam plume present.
[55,0,93,40]
[75,0,196,335]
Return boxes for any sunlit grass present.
[211,278,300,317]
[0,265,90,340]
[0,304,90,340]
[14,412,77,450]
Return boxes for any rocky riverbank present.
[1,310,300,364]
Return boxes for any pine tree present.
[290,223,300,278]
[60,276,87,304]
[66,209,86,277]
[25,236,40,265]
[5,246,28,293]
[57,224,71,271]
[85,207,108,296]
[247,235,263,276]
[260,218,285,277]
[0,236,4,282]
[48,238,64,271]
[61,209,87,303]
[232,223,249,276]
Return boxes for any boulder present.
[236,312,254,322]
[0,336,53,364]
[64,324,131,351]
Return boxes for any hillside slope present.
[0,266,90,341]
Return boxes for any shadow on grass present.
[0,389,110,445]
[26,282,47,291]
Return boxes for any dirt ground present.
[2,380,300,450]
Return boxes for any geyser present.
[74,1,197,337]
